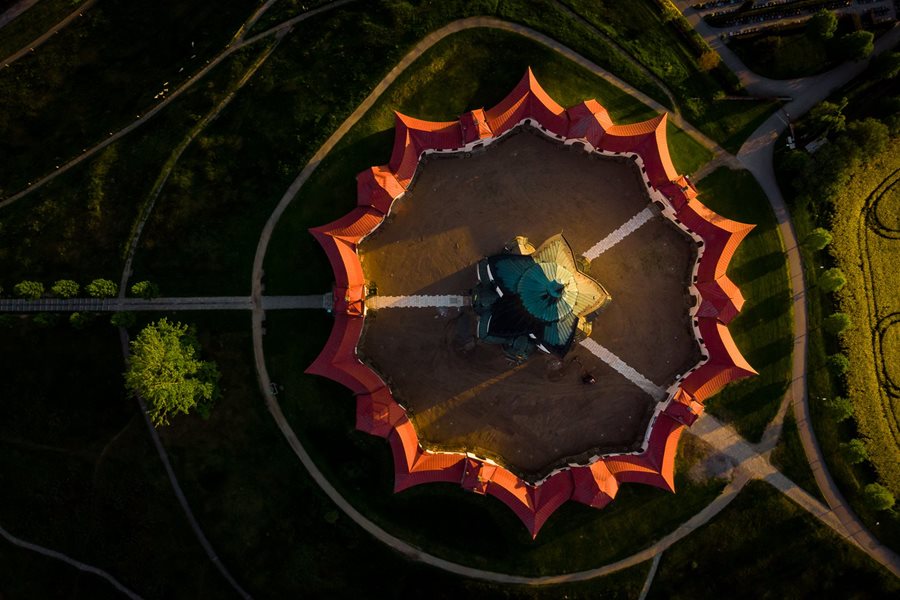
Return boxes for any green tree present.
[806,9,837,40]
[841,439,868,464]
[824,396,853,421]
[824,312,852,335]
[826,353,850,377]
[862,483,895,511]
[14,280,44,299]
[871,51,900,80]
[845,118,890,157]
[698,50,720,72]
[819,268,847,292]
[0,314,17,329]
[837,31,875,61]
[125,319,220,427]
[823,396,853,422]
[86,278,118,298]
[130,280,160,299]
[802,227,832,251]
[808,98,848,136]
[110,311,137,328]
[51,279,80,298]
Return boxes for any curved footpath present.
[249,15,895,584]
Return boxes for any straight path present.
[580,338,667,400]
[583,206,655,260]
[0,295,324,312]
[0,523,142,599]
[637,552,663,600]
[366,295,468,309]
[1,0,98,67]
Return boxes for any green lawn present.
[771,411,825,503]
[0,44,257,289]
[729,30,830,80]
[264,27,710,296]
[0,319,234,598]
[648,480,900,599]
[129,310,653,597]
[0,0,259,194]
[695,168,793,443]
[264,310,725,575]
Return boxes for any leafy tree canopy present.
[806,9,837,40]
[803,227,832,251]
[51,279,80,298]
[130,280,160,299]
[841,439,868,464]
[863,483,895,511]
[838,31,874,61]
[820,267,847,292]
[86,278,118,298]
[125,319,219,427]
[14,280,44,299]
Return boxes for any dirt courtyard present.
[358,130,699,478]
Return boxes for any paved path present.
[1,0,98,67]
[580,338,667,400]
[637,551,662,600]
[583,206,656,260]
[366,295,468,309]
[0,295,324,312]
[0,523,142,599]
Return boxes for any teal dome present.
[517,262,578,322]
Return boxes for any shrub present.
[806,9,837,41]
[819,268,847,292]
[86,278,118,298]
[0,315,17,328]
[802,227,832,251]
[823,396,853,422]
[69,312,94,329]
[51,279,80,298]
[837,31,874,62]
[826,353,850,377]
[14,280,44,299]
[130,280,160,299]
[862,483,895,511]
[841,439,868,464]
[823,312,851,335]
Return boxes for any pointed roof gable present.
[484,68,568,137]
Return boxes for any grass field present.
[0,319,234,598]
[0,0,259,194]
[264,27,711,297]
[0,43,260,290]
[730,30,830,80]
[558,0,780,153]
[648,480,900,598]
[263,310,725,575]
[770,412,824,503]
[694,168,793,442]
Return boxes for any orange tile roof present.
[307,67,755,537]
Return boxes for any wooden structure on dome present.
[306,68,756,538]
